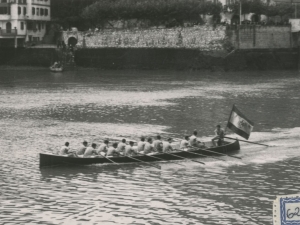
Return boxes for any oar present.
[184,147,226,161]
[123,155,161,170]
[224,136,270,147]
[163,152,205,165]
[171,137,242,160]
[101,155,120,165]
[136,152,186,167]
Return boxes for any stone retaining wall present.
[228,25,292,49]
[63,26,228,51]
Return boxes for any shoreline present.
[0,47,298,71]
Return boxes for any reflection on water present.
[1,69,300,225]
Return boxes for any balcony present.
[0,28,17,36]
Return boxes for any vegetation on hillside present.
[51,0,297,28]
[81,0,222,26]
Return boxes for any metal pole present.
[240,0,242,25]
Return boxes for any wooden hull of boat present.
[39,140,240,168]
[50,67,63,72]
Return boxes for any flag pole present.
[224,104,235,134]
[224,136,270,147]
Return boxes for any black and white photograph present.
[1,0,300,224]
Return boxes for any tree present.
[81,0,222,26]
[51,0,96,29]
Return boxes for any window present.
[23,7,26,15]
[21,22,24,30]
[32,7,35,15]
[0,7,8,15]
[36,8,39,16]
[27,21,32,30]
[45,9,48,16]
[6,22,11,32]
[1,0,7,3]
[38,22,41,31]
[18,6,21,15]
[40,8,44,16]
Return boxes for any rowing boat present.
[49,66,64,72]
[39,140,240,168]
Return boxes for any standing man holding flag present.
[212,125,225,146]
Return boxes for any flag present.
[227,105,254,140]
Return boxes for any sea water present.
[0,69,300,225]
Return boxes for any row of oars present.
[98,136,242,170]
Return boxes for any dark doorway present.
[6,22,11,33]
[68,37,78,47]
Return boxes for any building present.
[0,0,51,48]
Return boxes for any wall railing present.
[0,28,17,36]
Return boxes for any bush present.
[81,0,222,25]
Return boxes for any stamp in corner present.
[273,194,300,225]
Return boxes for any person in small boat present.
[117,139,127,155]
[52,61,58,68]
[56,61,62,68]
[179,136,190,151]
[144,138,155,155]
[189,130,205,148]
[212,125,225,146]
[137,137,146,152]
[153,135,163,153]
[60,142,78,157]
[124,141,136,156]
[162,138,174,153]
[60,142,70,155]
[83,143,99,158]
[76,140,88,156]
[106,142,120,157]
[97,139,109,156]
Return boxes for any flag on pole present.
[227,105,254,140]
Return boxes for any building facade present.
[0,0,51,47]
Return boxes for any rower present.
[124,141,135,156]
[52,61,58,68]
[77,140,88,156]
[60,142,70,155]
[162,138,174,153]
[98,139,109,156]
[189,130,205,148]
[153,135,163,153]
[212,125,225,146]
[117,139,127,155]
[144,138,155,155]
[83,143,98,158]
[179,136,190,151]
[137,137,146,152]
[106,142,120,157]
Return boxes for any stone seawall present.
[0,48,56,67]
[63,26,228,51]
[75,48,298,71]
[0,48,297,71]
[228,25,292,49]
